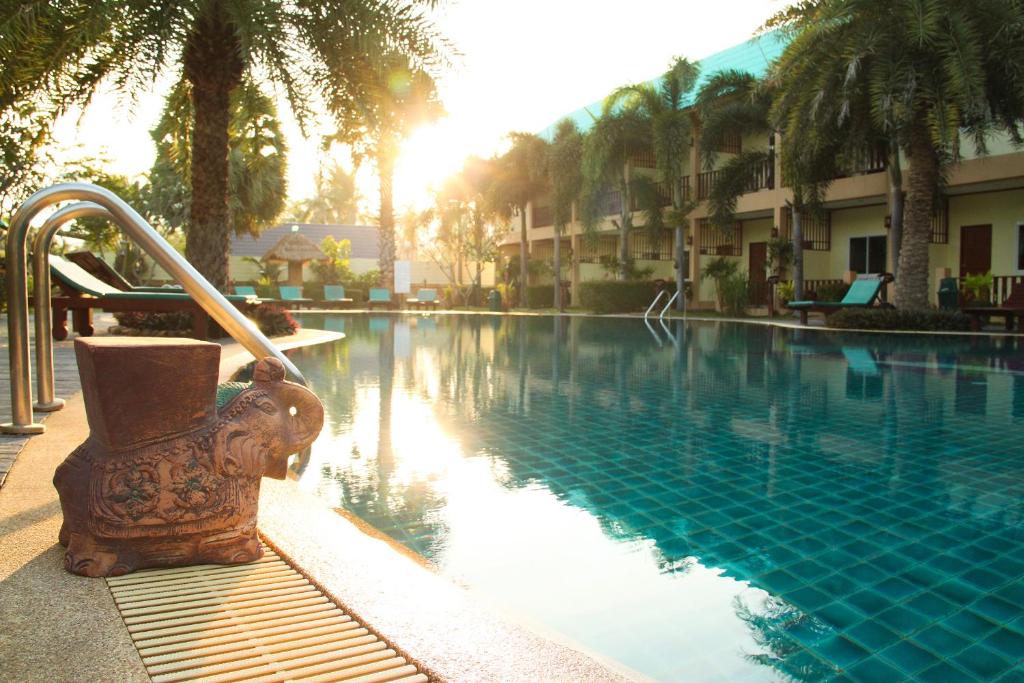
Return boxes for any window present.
[1018,224,1024,270]
[849,235,887,274]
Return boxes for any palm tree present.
[291,162,361,225]
[580,107,649,280]
[331,54,443,289]
[546,119,584,310]
[607,57,701,309]
[0,0,444,290]
[493,133,549,306]
[438,156,501,302]
[765,0,1024,309]
[148,78,287,240]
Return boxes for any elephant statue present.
[54,337,324,577]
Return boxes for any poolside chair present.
[66,250,183,293]
[406,288,438,310]
[322,285,353,309]
[49,255,258,340]
[786,274,892,325]
[962,283,1024,332]
[278,285,314,309]
[368,288,393,310]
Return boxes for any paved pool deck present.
[0,316,631,682]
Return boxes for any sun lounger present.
[406,288,438,310]
[322,285,353,309]
[368,288,393,310]
[962,283,1024,332]
[49,255,258,340]
[278,286,314,309]
[66,250,183,293]
[786,274,892,325]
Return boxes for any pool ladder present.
[3,183,306,434]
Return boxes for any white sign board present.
[394,260,411,294]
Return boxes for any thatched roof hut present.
[263,229,327,285]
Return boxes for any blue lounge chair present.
[323,285,353,309]
[278,285,314,309]
[786,274,892,325]
[368,288,393,310]
[406,288,438,310]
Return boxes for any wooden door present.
[748,242,768,305]
[960,225,992,275]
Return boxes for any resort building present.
[229,222,381,281]
[501,33,1024,308]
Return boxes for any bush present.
[814,281,851,302]
[719,272,749,317]
[827,308,971,331]
[579,280,659,314]
[525,285,554,309]
[113,311,192,333]
[249,304,299,336]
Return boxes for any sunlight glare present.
[390,119,481,211]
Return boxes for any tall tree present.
[608,58,701,309]
[330,54,443,289]
[0,0,444,290]
[766,0,1024,309]
[149,78,288,240]
[290,162,361,225]
[580,107,649,280]
[493,132,549,306]
[546,119,584,310]
[437,156,501,301]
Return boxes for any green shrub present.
[813,281,851,302]
[827,308,971,331]
[525,285,554,309]
[719,272,749,316]
[249,304,299,336]
[579,280,658,314]
[113,311,192,333]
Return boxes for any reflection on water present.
[290,315,1024,682]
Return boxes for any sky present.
[50,0,788,215]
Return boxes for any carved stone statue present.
[54,337,324,577]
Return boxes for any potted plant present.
[962,272,993,305]
[701,256,739,312]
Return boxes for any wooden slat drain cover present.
[107,546,428,683]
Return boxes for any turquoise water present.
[290,314,1024,682]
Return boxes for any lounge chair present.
[49,255,258,340]
[66,250,183,293]
[406,288,438,310]
[278,285,314,309]
[234,285,259,297]
[322,285,353,309]
[962,283,1024,332]
[786,274,892,325]
[368,288,393,310]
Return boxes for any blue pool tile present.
[973,595,1020,622]
[916,624,971,656]
[874,606,929,635]
[818,635,872,669]
[879,639,941,676]
[817,601,864,631]
[984,627,1024,661]
[846,621,901,651]
[845,589,891,617]
[904,592,958,620]
[918,660,977,683]
[945,609,1002,640]
[951,643,1015,679]
[847,655,906,682]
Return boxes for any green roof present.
[539,31,790,139]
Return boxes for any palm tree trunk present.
[792,207,804,301]
[378,151,396,289]
[674,182,686,312]
[887,152,904,280]
[474,212,482,305]
[895,122,938,310]
[183,5,242,292]
[519,209,528,307]
[553,228,562,310]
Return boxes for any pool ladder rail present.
[3,182,307,434]
[644,283,687,321]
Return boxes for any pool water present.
[290,314,1024,682]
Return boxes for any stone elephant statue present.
[54,338,324,577]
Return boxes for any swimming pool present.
[289,314,1024,682]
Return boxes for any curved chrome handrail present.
[4,183,306,434]
[31,202,110,412]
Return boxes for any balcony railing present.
[697,158,773,201]
[957,275,1024,306]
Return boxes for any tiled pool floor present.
[292,314,1024,681]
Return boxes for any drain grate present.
[107,546,428,683]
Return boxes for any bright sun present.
[389,119,483,212]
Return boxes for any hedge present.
[525,285,554,309]
[827,308,971,331]
[579,280,661,314]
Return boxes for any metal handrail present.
[659,291,680,320]
[4,183,306,434]
[644,290,666,319]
